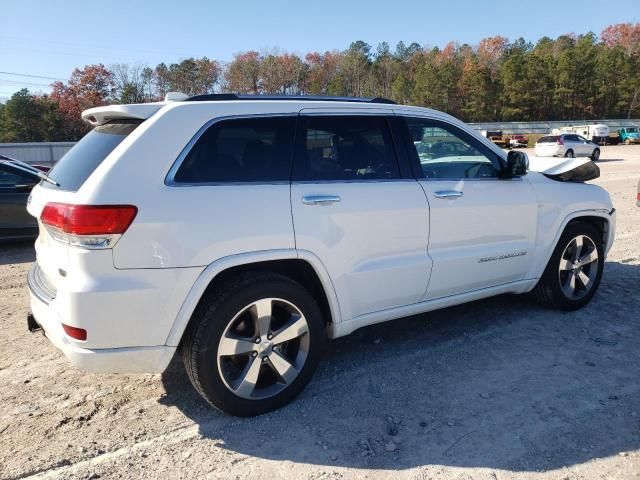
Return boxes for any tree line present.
[1,23,639,142]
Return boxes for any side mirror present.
[505,150,528,178]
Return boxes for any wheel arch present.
[531,210,613,282]
[165,249,342,347]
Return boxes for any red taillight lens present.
[41,203,137,235]
[62,323,87,341]
[557,137,564,145]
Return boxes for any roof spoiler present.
[81,103,164,126]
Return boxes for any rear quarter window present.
[43,120,141,191]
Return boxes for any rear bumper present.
[27,265,176,373]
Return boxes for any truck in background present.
[480,130,510,148]
[617,127,640,145]
[551,124,610,145]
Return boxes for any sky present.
[1,0,638,98]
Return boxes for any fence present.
[468,119,640,135]
[0,142,76,166]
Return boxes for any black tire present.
[591,148,600,161]
[182,272,325,416]
[564,149,575,158]
[532,221,604,310]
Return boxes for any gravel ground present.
[1,145,639,480]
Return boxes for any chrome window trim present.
[164,113,298,187]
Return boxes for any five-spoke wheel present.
[217,298,310,400]
[533,222,604,310]
[183,273,324,416]
[558,235,599,300]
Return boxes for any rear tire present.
[564,149,575,158]
[591,148,600,161]
[182,272,325,416]
[532,222,604,310]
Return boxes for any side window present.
[173,116,296,183]
[299,115,400,181]
[577,135,588,142]
[0,168,33,188]
[403,118,500,179]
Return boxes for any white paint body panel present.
[419,177,537,300]
[26,99,615,373]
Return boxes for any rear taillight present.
[557,137,564,145]
[40,203,137,249]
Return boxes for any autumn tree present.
[50,64,114,139]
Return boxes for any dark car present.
[0,156,45,240]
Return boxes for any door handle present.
[434,190,463,199]
[302,195,341,205]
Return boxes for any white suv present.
[535,134,601,161]
[26,95,615,416]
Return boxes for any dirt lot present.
[1,145,639,480]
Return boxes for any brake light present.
[62,323,87,341]
[41,203,137,249]
[557,137,564,145]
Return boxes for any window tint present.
[538,136,558,143]
[174,116,296,183]
[565,134,579,142]
[299,116,399,181]
[577,135,588,142]
[404,118,499,179]
[0,168,33,187]
[44,121,141,191]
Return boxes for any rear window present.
[537,136,558,143]
[43,120,141,191]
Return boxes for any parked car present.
[618,127,640,145]
[535,134,600,161]
[26,94,615,416]
[0,157,48,240]
[509,134,529,148]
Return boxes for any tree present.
[225,51,261,93]
[50,64,114,139]
[0,89,64,142]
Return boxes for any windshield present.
[537,136,558,143]
[43,120,141,191]
[627,128,638,133]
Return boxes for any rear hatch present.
[26,116,147,295]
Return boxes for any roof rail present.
[184,94,396,105]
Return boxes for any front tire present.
[532,222,604,310]
[591,148,600,161]
[182,272,325,416]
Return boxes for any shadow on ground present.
[162,261,639,472]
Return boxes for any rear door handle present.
[302,195,341,205]
[434,190,463,199]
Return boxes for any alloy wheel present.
[558,235,599,300]
[216,298,310,400]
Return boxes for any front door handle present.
[434,190,463,199]
[302,195,341,205]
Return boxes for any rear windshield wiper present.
[0,159,60,187]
